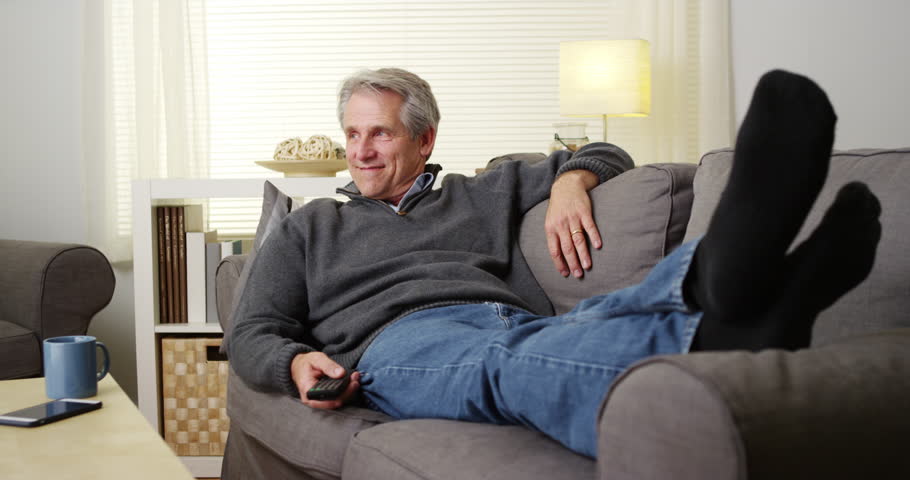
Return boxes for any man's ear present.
[419,127,437,160]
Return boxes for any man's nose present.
[353,138,376,161]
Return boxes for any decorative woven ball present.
[273,135,345,162]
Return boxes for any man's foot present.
[695,182,882,351]
[756,182,881,349]
[687,69,837,322]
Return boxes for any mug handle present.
[96,341,111,381]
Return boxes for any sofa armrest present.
[0,240,114,339]
[597,329,910,480]
[216,254,247,334]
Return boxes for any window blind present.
[204,0,617,235]
[115,1,621,237]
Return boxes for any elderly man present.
[227,68,881,457]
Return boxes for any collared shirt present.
[386,172,435,212]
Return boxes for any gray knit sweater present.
[227,143,634,396]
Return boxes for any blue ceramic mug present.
[43,336,111,399]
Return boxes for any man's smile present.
[354,165,386,174]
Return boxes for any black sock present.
[756,182,881,349]
[694,182,882,351]
[686,70,837,323]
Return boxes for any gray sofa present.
[0,240,115,379]
[217,148,910,479]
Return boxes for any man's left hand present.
[545,170,602,278]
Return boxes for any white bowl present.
[255,159,349,177]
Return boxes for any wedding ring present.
[570,229,584,235]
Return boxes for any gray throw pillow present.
[255,181,302,250]
[520,163,697,315]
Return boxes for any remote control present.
[306,375,351,401]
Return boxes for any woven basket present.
[161,337,230,456]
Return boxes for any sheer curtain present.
[605,0,734,165]
[83,0,731,261]
[83,0,210,262]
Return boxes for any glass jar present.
[549,122,590,153]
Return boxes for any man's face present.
[342,89,435,203]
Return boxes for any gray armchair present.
[0,240,115,379]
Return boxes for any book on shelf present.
[219,239,252,259]
[220,240,237,260]
[163,207,175,323]
[186,230,218,324]
[170,207,181,323]
[176,208,187,323]
[155,204,204,324]
[156,207,170,324]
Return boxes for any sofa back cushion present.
[520,163,697,315]
[683,148,910,345]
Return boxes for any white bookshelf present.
[131,177,348,477]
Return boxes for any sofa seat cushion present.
[342,419,595,480]
[684,148,910,345]
[0,320,41,379]
[520,163,697,314]
[226,367,391,478]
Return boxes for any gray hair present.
[337,68,440,140]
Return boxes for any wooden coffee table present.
[0,375,195,480]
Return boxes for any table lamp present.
[559,39,651,141]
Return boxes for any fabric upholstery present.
[598,361,744,480]
[684,148,910,345]
[600,329,910,479]
[0,320,42,379]
[343,419,596,480]
[0,240,114,379]
[520,163,696,314]
[222,425,329,480]
[0,241,114,338]
[224,367,391,479]
[216,254,246,334]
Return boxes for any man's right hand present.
[290,352,361,410]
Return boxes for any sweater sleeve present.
[555,142,635,184]
[225,218,316,397]
[478,142,636,213]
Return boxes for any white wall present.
[1,0,86,242]
[731,0,910,149]
[0,0,137,403]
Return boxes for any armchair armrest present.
[0,240,114,339]
[597,329,910,480]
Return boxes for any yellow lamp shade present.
[559,39,651,118]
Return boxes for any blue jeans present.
[357,240,702,458]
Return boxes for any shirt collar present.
[337,163,443,205]
[386,171,435,212]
